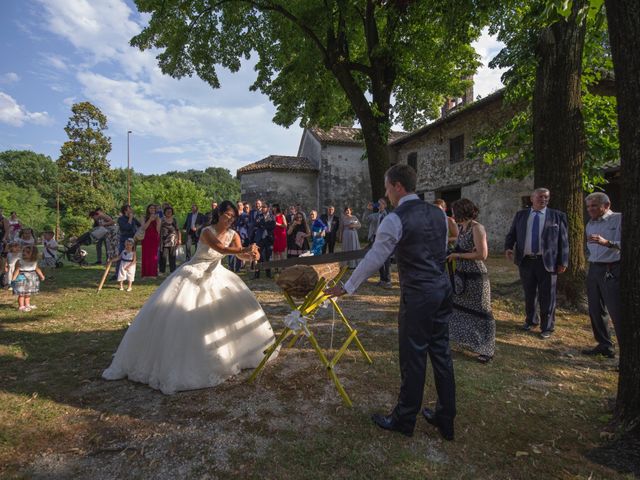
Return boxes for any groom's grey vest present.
[393,199,449,292]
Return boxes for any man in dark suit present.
[320,205,340,254]
[183,204,205,260]
[253,203,275,278]
[247,199,260,241]
[202,200,219,229]
[504,188,569,338]
[326,164,455,441]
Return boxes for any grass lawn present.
[0,248,630,479]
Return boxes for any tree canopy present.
[132,0,492,198]
[57,102,115,214]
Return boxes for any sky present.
[0,0,506,176]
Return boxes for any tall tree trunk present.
[605,0,640,432]
[532,0,588,307]
[361,125,390,200]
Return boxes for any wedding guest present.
[340,206,361,268]
[504,188,569,338]
[160,206,181,274]
[320,206,340,254]
[89,209,120,261]
[12,245,45,312]
[141,204,161,278]
[309,210,327,255]
[248,199,263,244]
[118,205,141,251]
[285,205,297,225]
[7,211,22,242]
[183,204,205,260]
[254,203,275,279]
[229,203,250,272]
[0,207,9,272]
[447,199,495,363]
[287,211,310,257]
[434,199,459,246]
[18,228,36,247]
[272,204,287,262]
[203,200,219,228]
[363,201,380,245]
[582,192,621,359]
[4,241,21,290]
[368,198,392,288]
[117,205,140,274]
[92,208,106,265]
[115,238,137,292]
[41,228,58,277]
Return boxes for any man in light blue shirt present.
[582,192,621,358]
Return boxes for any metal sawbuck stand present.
[248,266,372,407]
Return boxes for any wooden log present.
[276,263,341,297]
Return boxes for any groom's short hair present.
[385,164,416,193]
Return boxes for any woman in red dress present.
[141,204,161,277]
[271,204,287,261]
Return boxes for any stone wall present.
[240,170,318,210]
[393,95,532,252]
[318,143,372,214]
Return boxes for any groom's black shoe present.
[371,413,413,437]
[421,408,454,441]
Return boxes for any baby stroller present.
[59,230,93,267]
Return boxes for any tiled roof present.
[309,126,407,146]
[237,155,318,176]
[389,89,506,147]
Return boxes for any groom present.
[326,164,456,440]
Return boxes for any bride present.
[103,200,278,394]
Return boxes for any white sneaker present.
[29,305,37,309]
[18,306,28,312]
[126,287,132,292]
[119,286,124,291]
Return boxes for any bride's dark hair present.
[211,200,238,225]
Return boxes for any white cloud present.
[37,0,139,63]
[0,92,53,127]
[472,29,506,98]
[42,53,69,71]
[0,72,20,84]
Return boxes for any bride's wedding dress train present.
[103,227,277,394]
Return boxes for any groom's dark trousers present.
[391,199,456,430]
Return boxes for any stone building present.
[389,89,533,251]
[238,127,404,213]
[236,155,319,209]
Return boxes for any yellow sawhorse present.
[248,267,372,407]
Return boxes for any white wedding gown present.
[103,227,278,394]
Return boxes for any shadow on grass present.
[587,429,640,477]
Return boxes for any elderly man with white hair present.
[582,192,621,359]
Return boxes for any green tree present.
[131,176,209,223]
[605,0,640,434]
[0,150,59,208]
[57,102,115,214]
[478,0,616,305]
[0,182,55,234]
[131,0,489,199]
[165,167,240,202]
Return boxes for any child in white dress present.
[4,242,21,290]
[115,238,136,291]
[12,245,45,312]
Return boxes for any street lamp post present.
[127,130,132,205]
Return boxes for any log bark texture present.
[276,263,341,297]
